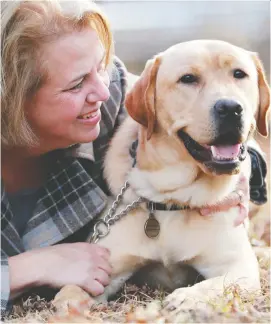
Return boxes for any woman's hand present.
[199,174,249,226]
[8,243,112,299]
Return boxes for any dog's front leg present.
[163,239,260,314]
[94,271,134,303]
[52,271,134,314]
[163,273,260,314]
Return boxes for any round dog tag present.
[144,213,160,238]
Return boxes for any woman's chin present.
[78,124,101,144]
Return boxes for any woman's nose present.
[86,76,110,104]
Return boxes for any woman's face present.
[26,28,110,150]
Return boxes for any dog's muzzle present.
[213,99,244,143]
[177,99,249,174]
[177,129,247,175]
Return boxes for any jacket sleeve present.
[1,251,11,318]
[248,148,268,205]
[247,138,268,205]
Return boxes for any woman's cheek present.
[62,93,86,119]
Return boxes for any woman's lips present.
[78,109,99,119]
[77,109,101,125]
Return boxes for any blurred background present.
[98,0,270,80]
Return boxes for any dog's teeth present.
[211,144,241,160]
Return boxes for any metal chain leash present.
[89,181,147,243]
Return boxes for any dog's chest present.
[154,209,238,264]
[98,206,240,267]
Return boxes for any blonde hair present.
[1,0,113,147]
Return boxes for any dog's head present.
[125,40,270,175]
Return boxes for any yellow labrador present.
[54,40,270,312]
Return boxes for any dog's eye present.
[233,69,248,79]
[178,74,199,84]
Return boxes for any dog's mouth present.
[177,130,247,174]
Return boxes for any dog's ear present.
[252,54,270,137]
[125,56,161,140]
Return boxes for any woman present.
[1,0,121,315]
[1,0,266,317]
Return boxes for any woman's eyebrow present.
[70,73,88,84]
[68,52,106,85]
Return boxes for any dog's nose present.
[214,99,243,119]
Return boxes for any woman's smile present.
[77,108,101,125]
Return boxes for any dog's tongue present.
[211,144,241,160]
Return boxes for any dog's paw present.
[52,285,95,315]
[93,294,108,304]
[163,287,211,316]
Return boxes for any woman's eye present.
[233,69,248,79]
[68,79,84,91]
[178,74,199,84]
